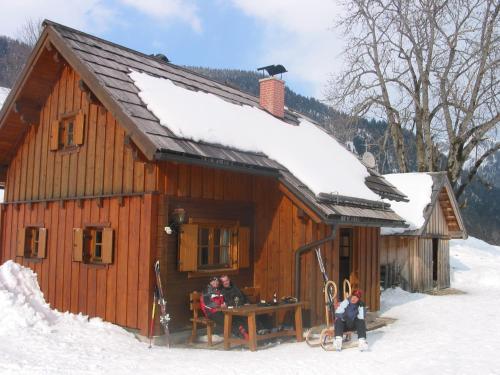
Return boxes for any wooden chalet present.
[380,173,467,292]
[0,21,407,337]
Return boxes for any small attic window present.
[59,117,75,148]
[50,110,86,151]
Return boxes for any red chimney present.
[259,77,285,118]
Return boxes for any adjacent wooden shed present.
[380,173,467,292]
[0,20,407,336]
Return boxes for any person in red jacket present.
[200,276,248,339]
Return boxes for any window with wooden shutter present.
[73,228,84,262]
[179,223,198,271]
[238,227,251,268]
[37,228,47,258]
[101,228,114,264]
[17,227,46,259]
[74,111,85,145]
[50,120,60,151]
[17,227,27,257]
[179,219,250,275]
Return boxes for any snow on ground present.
[129,71,378,200]
[1,237,500,374]
[381,173,434,235]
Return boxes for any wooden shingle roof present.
[0,20,408,226]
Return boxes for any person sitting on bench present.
[219,275,248,307]
[333,289,368,351]
[220,275,272,334]
[200,276,248,339]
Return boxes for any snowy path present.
[1,237,499,375]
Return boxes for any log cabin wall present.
[155,161,381,329]
[0,64,158,335]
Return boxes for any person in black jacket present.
[201,276,248,339]
[220,275,271,333]
[220,275,248,307]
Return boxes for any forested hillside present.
[0,36,30,87]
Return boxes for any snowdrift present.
[0,260,58,335]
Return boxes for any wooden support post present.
[224,314,232,350]
[248,312,257,351]
[294,305,304,342]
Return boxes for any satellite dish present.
[362,152,377,169]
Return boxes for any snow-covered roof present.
[0,20,407,226]
[0,87,10,110]
[130,71,378,201]
[381,173,434,235]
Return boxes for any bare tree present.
[329,0,499,198]
[17,18,43,47]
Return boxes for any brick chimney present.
[259,77,285,118]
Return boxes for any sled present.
[319,279,354,351]
[306,280,337,347]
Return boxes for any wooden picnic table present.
[218,301,305,351]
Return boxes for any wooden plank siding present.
[3,65,158,203]
[0,65,158,336]
[381,200,452,293]
[0,195,156,335]
[155,162,381,330]
[1,64,382,334]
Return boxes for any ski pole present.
[148,290,157,348]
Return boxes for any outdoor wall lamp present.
[164,208,186,235]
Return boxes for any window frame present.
[58,116,76,149]
[18,225,47,261]
[196,224,235,271]
[25,226,40,258]
[84,227,105,264]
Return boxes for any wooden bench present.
[189,291,216,346]
[189,287,260,346]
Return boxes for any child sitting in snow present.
[333,289,368,351]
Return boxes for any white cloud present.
[230,0,345,97]
[119,0,202,33]
[0,1,117,39]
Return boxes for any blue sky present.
[0,0,344,98]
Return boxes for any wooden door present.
[339,228,353,299]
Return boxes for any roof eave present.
[0,29,51,139]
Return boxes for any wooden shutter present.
[74,111,85,145]
[38,228,47,258]
[73,228,84,262]
[179,224,198,271]
[17,227,26,257]
[50,120,60,151]
[238,227,251,268]
[101,228,114,264]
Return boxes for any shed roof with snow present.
[381,172,466,238]
[0,20,408,227]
